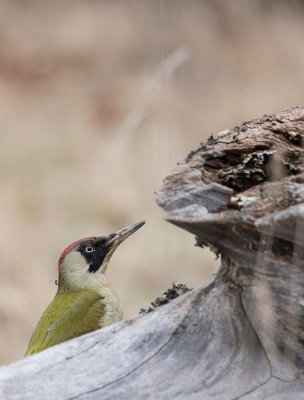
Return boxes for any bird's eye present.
[85,246,95,253]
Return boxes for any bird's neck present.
[57,272,110,294]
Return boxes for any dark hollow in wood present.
[1,107,304,399]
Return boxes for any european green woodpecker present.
[25,221,145,356]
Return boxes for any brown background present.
[0,0,304,364]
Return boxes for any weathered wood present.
[1,107,304,399]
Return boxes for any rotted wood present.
[1,107,304,399]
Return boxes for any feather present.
[25,290,105,356]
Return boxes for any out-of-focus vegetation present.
[0,0,304,364]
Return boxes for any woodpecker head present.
[57,221,145,291]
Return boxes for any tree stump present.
[1,107,304,399]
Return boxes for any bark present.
[1,107,304,399]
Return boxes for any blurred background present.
[0,0,304,364]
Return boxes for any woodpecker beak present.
[100,221,145,273]
[106,221,145,248]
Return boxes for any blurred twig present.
[102,46,191,184]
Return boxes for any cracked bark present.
[1,107,304,399]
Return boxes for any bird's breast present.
[98,285,122,328]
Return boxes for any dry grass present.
[0,0,304,364]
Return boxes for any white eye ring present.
[85,246,95,253]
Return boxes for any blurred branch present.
[1,107,304,399]
[102,47,191,184]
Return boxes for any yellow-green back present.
[25,290,105,356]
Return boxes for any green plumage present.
[25,290,105,356]
[24,223,143,356]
